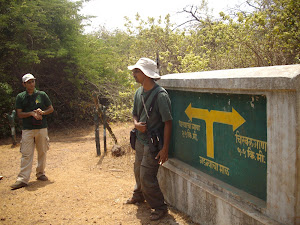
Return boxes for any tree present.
[182,0,299,68]
[0,0,89,134]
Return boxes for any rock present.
[111,145,125,157]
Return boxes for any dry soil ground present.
[0,122,198,225]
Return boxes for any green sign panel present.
[168,90,267,200]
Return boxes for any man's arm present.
[17,105,54,120]
[155,120,172,165]
[35,105,54,116]
[16,108,42,120]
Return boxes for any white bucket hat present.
[128,58,160,80]
[22,73,36,83]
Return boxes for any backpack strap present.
[137,85,159,120]
[147,88,167,118]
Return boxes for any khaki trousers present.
[17,128,49,184]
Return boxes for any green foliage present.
[121,0,298,74]
[124,14,204,74]
[187,0,300,68]
[0,83,15,138]
[105,0,299,123]
[82,28,137,122]
[106,90,135,122]
[220,0,300,67]
[0,0,90,134]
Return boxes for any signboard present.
[168,90,267,200]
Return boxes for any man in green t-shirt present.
[11,74,54,190]
[126,58,172,221]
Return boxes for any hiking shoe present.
[125,197,144,205]
[37,175,48,181]
[10,181,28,190]
[150,209,168,221]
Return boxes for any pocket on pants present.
[142,147,159,168]
[19,138,33,156]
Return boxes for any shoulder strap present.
[148,88,166,118]
[137,85,159,120]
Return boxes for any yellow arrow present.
[185,103,246,158]
[210,108,246,131]
[185,103,209,122]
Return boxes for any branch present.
[172,19,197,30]
[246,0,260,10]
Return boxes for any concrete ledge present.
[158,159,282,225]
[159,64,300,92]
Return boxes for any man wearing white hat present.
[11,73,54,190]
[127,58,172,221]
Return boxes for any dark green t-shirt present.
[15,89,52,130]
[132,84,172,145]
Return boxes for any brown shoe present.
[10,181,28,190]
[37,175,48,181]
[150,209,168,221]
[125,197,144,204]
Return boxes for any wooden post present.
[94,107,101,156]
[92,94,118,145]
[103,106,107,153]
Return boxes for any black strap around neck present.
[137,85,159,120]
[147,89,166,118]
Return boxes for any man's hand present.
[35,108,44,115]
[33,111,42,120]
[33,108,43,120]
[155,120,172,165]
[32,110,43,120]
[155,148,168,165]
[135,122,147,133]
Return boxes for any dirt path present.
[0,122,197,225]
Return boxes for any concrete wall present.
[157,64,300,225]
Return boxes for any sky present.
[78,0,245,33]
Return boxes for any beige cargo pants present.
[16,128,49,184]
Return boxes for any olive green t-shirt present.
[15,89,52,130]
[132,84,172,145]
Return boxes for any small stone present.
[111,145,125,157]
